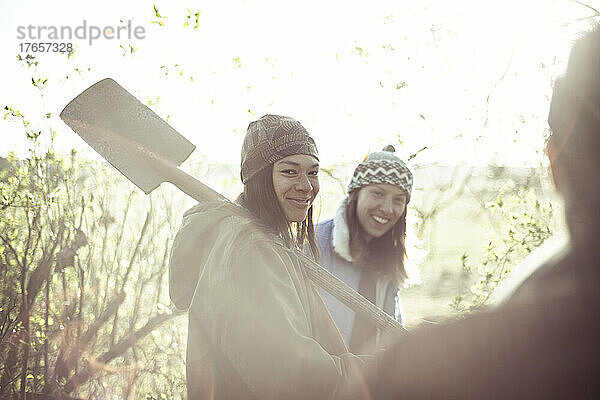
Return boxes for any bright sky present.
[1,0,598,168]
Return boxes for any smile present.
[372,215,390,225]
[287,198,311,209]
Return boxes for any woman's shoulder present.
[315,219,334,255]
[183,199,247,219]
[184,199,256,227]
[178,200,263,250]
[316,218,334,236]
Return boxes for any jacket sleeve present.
[191,217,363,400]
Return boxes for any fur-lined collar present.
[332,197,354,262]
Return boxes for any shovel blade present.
[60,78,196,194]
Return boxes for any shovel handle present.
[142,146,226,203]
[169,166,225,203]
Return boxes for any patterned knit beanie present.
[347,145,413,200]
[240,114,319,183]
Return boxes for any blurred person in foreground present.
[168,114,365,400]
[342,25,600,400]
[316,145,413,354]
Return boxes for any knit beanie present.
[240,114,319,183]
[347,145,413,200]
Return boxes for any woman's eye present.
[281,169,296,175]
[308,170,319,176]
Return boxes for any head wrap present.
[347,145,413,200]
[240,114,319,183]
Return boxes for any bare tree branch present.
[63,310,182,394]
[571,0,600,15]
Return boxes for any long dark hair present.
[240,164,319,261]
[345,189,407,285]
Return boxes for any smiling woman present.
[316,145,413,354]
[168,114,364,399]
[355,183,407,242]
[272,155,320,223]
[239,115,321,256]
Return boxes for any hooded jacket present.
[316,198,401,351]
[169,200,364,399]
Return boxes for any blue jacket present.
[316,198,402,348]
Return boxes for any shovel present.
[60,78,405,336]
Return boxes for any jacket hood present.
[169,200,248,310]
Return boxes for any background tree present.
[1,105,188,398]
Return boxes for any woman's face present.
[355,183,407,242]
[272,154,320,223]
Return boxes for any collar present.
[332,197,354,262]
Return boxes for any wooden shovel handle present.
[140,144,225,202]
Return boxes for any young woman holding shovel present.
[168,114,365,400]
